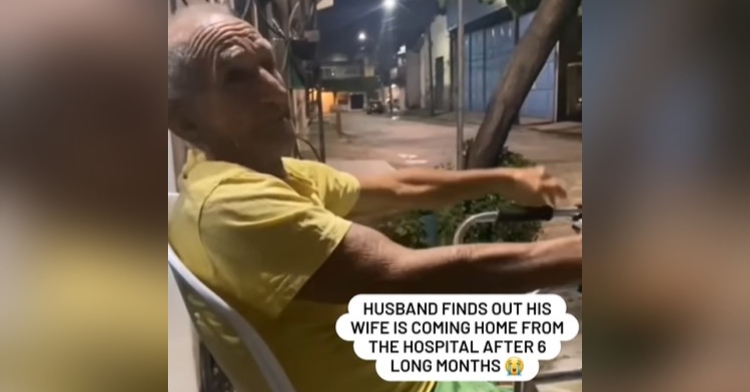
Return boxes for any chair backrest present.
[167,237,297,392]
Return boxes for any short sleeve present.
[198,174,352,318]
[284,159,361,217]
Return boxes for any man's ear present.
[168,107,202,146]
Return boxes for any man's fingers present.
[555,183,569,200]
[544,194,558,207]
[548,180,568,199]
[543,181,568,207]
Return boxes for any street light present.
[383,0,397,117]
[358,31,367,42]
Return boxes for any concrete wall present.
[418,15,452,111]
[405,51,422,109]
[419,36,430,109]
[431,16,452,111]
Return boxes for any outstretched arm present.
[348,166,568,222]
[298,222,582,304]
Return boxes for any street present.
[307,112,582,242]
[308,112,582,205]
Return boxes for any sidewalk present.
[399,109,550,127]
[399,110,582,139]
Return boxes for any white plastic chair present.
[167,194,297,392]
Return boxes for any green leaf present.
[506,0,529,14]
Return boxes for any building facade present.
[405,51,422,109]
[418,15,453,113]
[443,1,582,122]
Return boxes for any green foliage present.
[506,0,527,14]
[437,0,542,16]
[379,140,542,248]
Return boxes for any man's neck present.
[206,149,287,180]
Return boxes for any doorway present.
[350,93,365,110]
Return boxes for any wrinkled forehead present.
[168,5,248,44]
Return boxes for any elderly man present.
[168,5,581,392]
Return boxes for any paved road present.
[316,112,582,205]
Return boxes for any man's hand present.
[502,166,569,207]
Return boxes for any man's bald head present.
[167,4,236,101]
[167,4,293,172]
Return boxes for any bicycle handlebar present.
[494,205,581,224]
[453,205,582,246]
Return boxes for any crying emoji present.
[505,357,524,376]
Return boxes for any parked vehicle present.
[366,100,385,114]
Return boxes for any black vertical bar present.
[316,85,326,162]
[449,31,455,112]
[428,32,435,116]
[482,28,487,111]
[466,32,471,113]
[313,3,325,162]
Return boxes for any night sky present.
[317,0,439,63]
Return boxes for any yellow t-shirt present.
[169,153,434,392]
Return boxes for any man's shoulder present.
[282,158,335,178]
[174,161,297,235]
[282,158,359,191]
[182,156,288,199]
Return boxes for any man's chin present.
[280,120,297,150]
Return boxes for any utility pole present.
[427,28,435,116]
[511,4,521,126]
[387,13,395,117]
[455,0,465,170]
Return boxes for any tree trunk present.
[466,0,581,169]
